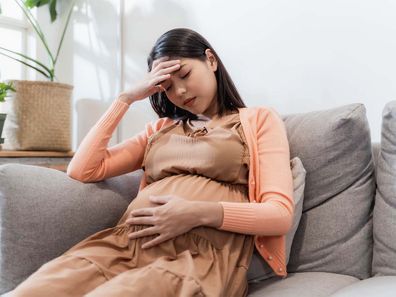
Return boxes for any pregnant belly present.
[116,174,248,230]
[133,174,247,208]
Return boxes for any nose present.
[175,84,186,98]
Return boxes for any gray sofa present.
[2,102,396,296]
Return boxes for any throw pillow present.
[283,104,375,280]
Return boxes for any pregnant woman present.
[10,28,294,297]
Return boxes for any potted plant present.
[0,0,76,151]
[0,81,16,146]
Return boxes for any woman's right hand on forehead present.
[117,56,180,105]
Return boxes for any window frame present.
[0,11,29,80]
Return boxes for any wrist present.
[117,93,134,105]
[193,201,224,228]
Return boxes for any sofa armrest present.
[0,163,143,294]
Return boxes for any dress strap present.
[236,123,250,167]
[141,119,179,171]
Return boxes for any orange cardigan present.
[67,99,294,277]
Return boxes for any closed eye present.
[182,71,190,79]
[165,71,191,91]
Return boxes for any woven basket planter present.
[0,113,6,145]
[2,80,73,151]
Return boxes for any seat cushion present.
[0,164,143,294]
[281,104,375,279]
[247,272,359,297]
[330,276,396,297]
[373,101,396,275]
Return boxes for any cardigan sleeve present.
[218,107,294,236]
[67,99,164,183]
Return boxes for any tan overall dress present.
[10,112,255,297]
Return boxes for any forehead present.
[168,57,204,66]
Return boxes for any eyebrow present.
[165,64,188,89]
[176,64,187,72]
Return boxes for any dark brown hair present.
[147,28,246,120]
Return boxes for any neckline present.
[187,111,239,129]
[187,117,210,129]
[195,114,212,121]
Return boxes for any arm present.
[202,108,294,236]
[67,99,168,183]
[67,56,184,183]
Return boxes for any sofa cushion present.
[0,164,143,294]
[281,104,375,279]
[329,276,396,297]
[247,272,359,297]
[373,101,396,276]
[247,157,306,282]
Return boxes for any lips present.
[183,97,196,105]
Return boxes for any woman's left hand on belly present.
[125,195,199,249]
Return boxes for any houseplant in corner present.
[0,0,76,151]
[0,81,16,147]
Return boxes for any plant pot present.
[2,80,73,151]
[0,113,6,145]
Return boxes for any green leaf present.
[49,0,57,22]
[0,51,51,79]
[24,0,57,22]
[24,0,50,9]
[16,0,55,64]
[11,0,73,80]
[0,81,16,102]
[54,0,75,63]
[0,46,53,75]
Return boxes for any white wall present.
[122,0,396,143]
[70,0,122,149]
[50,0,396,148]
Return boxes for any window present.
[0,0,29,80]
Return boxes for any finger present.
[156,63,181,76]
[130,208,154,217]
[153,60,180,74]
[154,85,166,94]
[128,226,156,240]
[149,195,171,204]
[142,235,168,249]
[152,56,169,69]
[152,75,170,89]
[152,64,180,90]
[158,84,166,93]
[126,216,154,225]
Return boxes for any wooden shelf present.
[0,150,75,172]
[0,150,74,157]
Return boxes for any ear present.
[204,48,217,71]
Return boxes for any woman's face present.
[160,49,219,118]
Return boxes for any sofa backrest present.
[372,142,380,174]
[372,101,396,276]
[282,103,375,280]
